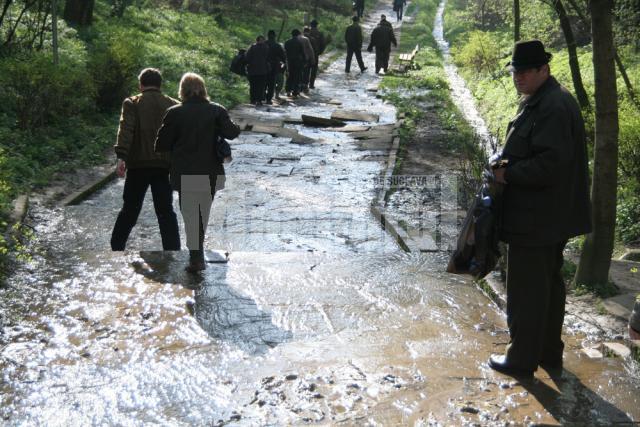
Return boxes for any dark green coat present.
[155,98,240,193]
[501,76,591,246]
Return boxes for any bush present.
[0,53,96,130]
[88,30,144,110]
[617,194,640,245]
[452,30,504,76]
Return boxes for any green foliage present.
[617,195,640,245]
[0,52,95,129]
[88,30,144,110]
[452,30,504,76]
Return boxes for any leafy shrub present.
[617,194,640,245]
[619,102,640,189]
[88,30,144,110]
[0,53,95,130]
[453,30,504,76]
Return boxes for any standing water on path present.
[1,2,639,425]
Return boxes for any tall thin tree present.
[575,0,619,287]
[546,0,590,109]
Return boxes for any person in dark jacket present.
[393,0,407,21]
[367,16,397,74]
[308,20,326,89]
[284,29,305,98]
[155,72,240,272]
[344,16,367,73]
[111,68,180,251]
[245,35,270,106]
[354,0,364,18]
[489,40,591,378]
[265,30,287,104]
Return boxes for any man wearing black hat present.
[489,40,591,378]
[344,16,367,73]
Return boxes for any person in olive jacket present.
[111,68,180,251]
[489,40,591,378]
[344,16,367,73]
[155,73,240,272]
[245,35,270,106]
[367,15,397,74]
[284,29,305,97]
[308,20,326,89]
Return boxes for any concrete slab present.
[350,131,394,141]
[582,347,604,358]
[331,110,380,123]
[327,125,371,132]
[301,114,346,127]
[603,342,631,358]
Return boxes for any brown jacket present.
[114,88,178,169]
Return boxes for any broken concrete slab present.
[582,347,604,358]
[327,125,371,133]
[331,110,380,123]
[268,156,301,163]
[283,117,305,125]
[366,85,378,92]
[350,131,394,141]
[248,124,314,144]
[353,138,393,151]
[301,114,346,127]
[603,342,631,358]
[326,99,343,105]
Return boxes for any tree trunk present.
[52,0,58,64]
[575,0,619,287]
[513,0,520,42]
[565,0,639,110]
[63,0,93,25]
[553,0,590,109]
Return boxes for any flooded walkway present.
[1,2,639,425]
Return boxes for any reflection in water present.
[137,251,292,355]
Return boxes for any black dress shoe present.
[488,354,534,378]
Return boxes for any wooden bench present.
[398,44,419,62]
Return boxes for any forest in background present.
[0,0,352,276]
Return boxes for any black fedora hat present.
[506,40,552,70]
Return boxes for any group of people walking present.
[241,12,399,106]
[243,20,327,105]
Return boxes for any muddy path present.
[1,1,639,425]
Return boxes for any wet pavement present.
[2,1,640,425]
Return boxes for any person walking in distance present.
[265,29,287,104]
[489,40,591,378]
[344,16,367,73]
[284,29,305,98]
[367,15,397,74]
[354,0,365,19]
[245,35,270,106]
[308,19,326,89]
[111,68,180,251]
[299,27,316,94]
[155,73,240,272]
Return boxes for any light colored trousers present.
[180,175,213,251]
